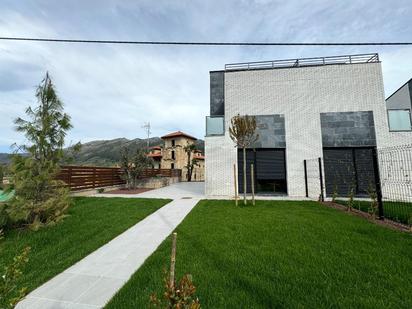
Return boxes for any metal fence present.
[379,145,412,225]
[304,144,412,227]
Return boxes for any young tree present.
[8,73,74,230]
[120,147,153,189]
[229,114,258,205]
[183,144,199,182]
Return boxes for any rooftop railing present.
[225,53,379,71]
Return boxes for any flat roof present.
[211,53,379,73]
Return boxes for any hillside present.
[0,137,205,166]
[70,137,204,166]
[0,153,10,165]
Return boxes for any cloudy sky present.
[0,0,411,152]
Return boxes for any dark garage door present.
[323,147,376,197]
[238,149,287,194]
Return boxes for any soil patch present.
[105,188,153,195]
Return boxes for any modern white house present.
[386,78,412,132]
[205,53,411,198]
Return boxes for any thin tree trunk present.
[243,146,247,205]
[233,163,238,206]
[169,232,177,289]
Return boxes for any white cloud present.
[0,0,411,152]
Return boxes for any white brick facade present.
[205,62,411,198]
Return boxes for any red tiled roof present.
[161,131,197,140]
[193,155,205,160]
[147,153,162,159]
[149,146,162,150]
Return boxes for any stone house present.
[147,131,205,181]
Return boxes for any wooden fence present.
[57,166,181,191]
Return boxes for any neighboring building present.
[386,78,412,132]
[147,131,205,181]
[147,146,162,169]
[205,53,411,198]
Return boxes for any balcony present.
[206,116,224,136]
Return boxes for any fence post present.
[68,166,72,188]
[93,167,96,188]
[318,157,324,202]
[372,147,384,220]
[304,160,308,198]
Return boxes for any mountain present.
[70,137,205,166]
[0,153,11,165]
[0,137,205,167]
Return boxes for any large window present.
[388,109,412,131]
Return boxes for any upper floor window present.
[171,139,175,147]
[171,150,175,160]
[388,109,412,131]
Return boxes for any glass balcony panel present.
[206,116,224,136]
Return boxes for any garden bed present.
[107,200,412,308]
[334,199,412,226]
[105,188,153,194]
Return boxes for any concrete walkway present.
[17,183,204,309]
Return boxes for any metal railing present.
[225,53,379,71]
[303,144,412,227]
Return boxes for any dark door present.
[255,149,287,194]
[323,147,376,197]
[237,149,255,194]
[238,149,287,194]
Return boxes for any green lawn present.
[107,200,412,309]
[336,199,412,225]
[0,197,170,303]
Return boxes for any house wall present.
[386,81,412,110]
[162,136,205,181]
[205,62,411,197]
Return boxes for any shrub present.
[96,188,105,193]
[150,233,200,309]
[150,272,200,309]
[0,203,10,230]
[0,230,30,308]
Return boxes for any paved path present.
[17,183,204,309]
[98,181,205,200]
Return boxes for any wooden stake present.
[251,163,255,206]
[169,232,177,289]
[234,164,238,206]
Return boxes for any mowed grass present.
[0,197,170,300]
[107,200,412,309]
